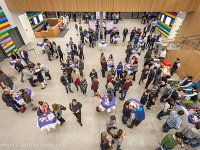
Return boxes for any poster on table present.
[96,12,106,19]
[89,21,96,31]
[106,21,114,32]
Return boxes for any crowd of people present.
[0,12,199,150]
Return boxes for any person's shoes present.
[96,107,100,112]
[41,87,45,90]
[157,116,161,120]
[139,82,141,85]
[21,80,24,82]
[32,84,38,87]
[49,59,52,61]
[80,123,83,126]
[77,89,79,91]
[146,107,151,110]
[127,125,133,129]
[47,78,51,80]
[70,91,74,93]
[119,97,122,101]
[66,91,68,93]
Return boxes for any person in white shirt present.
[159,49,167,59]
[66,43,71,56]
[157,98,173,120]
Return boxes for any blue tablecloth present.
[70,64,77,69]
[99,40,107,45]
[10,60,16,66]
[38,111,57,128]
[128,98,142,113]
[15,88,32,101]
[107,62,114,68]
[124,64,134,71]
[101,95,116,109]
[37,42,44,47]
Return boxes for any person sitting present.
[2,88,22,112]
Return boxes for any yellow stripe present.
[0,32,9,39]
[156,27,169,37]
[0,22,10,28]
[3,41,13,49]
[163,13,176,19]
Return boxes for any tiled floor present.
[0,19,194,150]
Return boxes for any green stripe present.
[6,47,17,56]
[0,11,5,16]
[0,27,11,35]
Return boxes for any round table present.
[128,98,143,118]
[99,95,116,113]
[124,64,134,74]
[37,111,60,131]
[107,61,114,71]
[99,39,107,48]
[15,88,32,105]
[70,64,77,69]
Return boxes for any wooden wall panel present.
[5,0,200,12]
[177,6,200,38]
[166,50,200,82]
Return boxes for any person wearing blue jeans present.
[120,90,127,101]
[162,122,172,133]
[119,75,132,101]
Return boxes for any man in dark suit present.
[145,66,157,89]
[19,48,29,64]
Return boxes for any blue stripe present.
[0,36,11,43]
[0,17,8,23]
[157,24,170,34]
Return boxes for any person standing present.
[145,66,157,89]
[170,58,181,76]
[14,59,25,82]
[57,46,64,63]
[129,30,135,42]
[106,115,117,136]
[157,98,173,120]
[89,69,98,81]
[71,70,80,91]
[158,132,184,150]
[119,75,132,101]
[19,89,37,111]
[34,66,47,90]
[77,58,84,76]
[69,99,83,126]
[19,48,29,64]
[122,28,128,42]
[91,77,99,94]
[140,89,151,106]
[100,132,112,150]
[139,65,149,84]
[0,69,14,90]
[125,44,132,63]
[44,42,52,61]
[162,110,184,133]
[100,53,107,78]
[2,88,22,112]
[37,63,51,80]
[122,101,131,124]
[80,76,88,96]
[112,129,125,150]
[127,105,145,129]
[52,103,66,125]
[149,35,156,49]
[60,72,73,93]
[150,19,158,33]
[78,41,84,60]
[116,62,123,79]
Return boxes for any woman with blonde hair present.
[100,132,113,150]
[52,103,66,125]
[107,82,114,96]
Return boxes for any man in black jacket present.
[145,66,157,89]
[122,101,131,124]
[19,48,29,64]
[69,99,83,126]
[123,28,128,42]
[14,59,25,82]
[2,88,21,112]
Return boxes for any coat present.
[0,72,12,86]
[78,60,84,70]
[91,81,99,90]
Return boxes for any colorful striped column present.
[156,12,177,37]
[0,6,17,57]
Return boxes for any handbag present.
[61,105,66,111]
